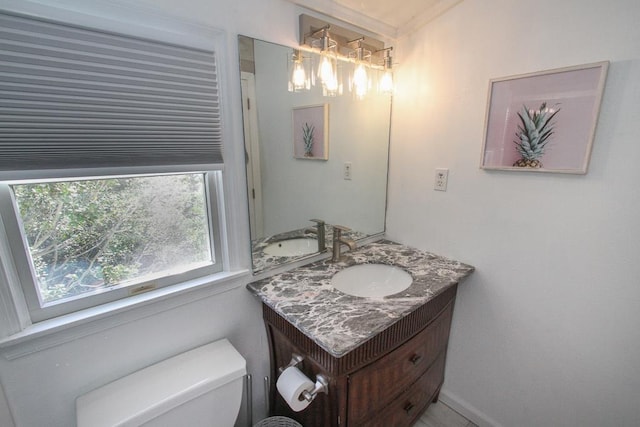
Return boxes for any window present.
[1,172,224,322]
[0,10,230,326]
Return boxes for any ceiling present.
[285,0,464,39]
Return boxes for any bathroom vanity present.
[239,36,472,425]
[247,241,474,426]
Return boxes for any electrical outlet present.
[343,162,352,180]
[434,168,449,191]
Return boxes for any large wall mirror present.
[238,35,392,274]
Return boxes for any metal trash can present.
[253,416,303,427]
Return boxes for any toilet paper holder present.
[278,353,304,374]
[300,374,329,403]
[278,353,329,403]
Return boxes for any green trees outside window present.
[12,174,212,305]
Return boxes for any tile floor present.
[415,401,478,427]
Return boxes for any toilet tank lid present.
[76,338,246,427]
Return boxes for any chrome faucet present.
[331,225,357,262]
[305,219,326,253]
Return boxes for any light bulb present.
[325,74,338,91]
[352,63,369,99]
[292,62,307,90]
[379,70,393,94]
[288,51,310,92]
[318,55,335,86]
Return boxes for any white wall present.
[386,0,640,426]
[0,0,306,425]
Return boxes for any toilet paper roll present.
[276,366,315,412]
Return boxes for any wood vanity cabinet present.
[263,284,457,427]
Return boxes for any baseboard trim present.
[438,389,504,427]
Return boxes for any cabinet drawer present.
[347,303,453,425]
[360,351,446,427]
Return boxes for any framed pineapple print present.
[480,61,608,174]
[293,104,329,160]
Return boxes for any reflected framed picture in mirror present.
[293,104,329,160]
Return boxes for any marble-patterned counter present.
[247,240,474,357]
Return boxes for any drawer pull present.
[404,402,415,414]
[409,354,422,365]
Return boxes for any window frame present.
[0,169,226,323]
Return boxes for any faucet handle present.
[332,224,350,233]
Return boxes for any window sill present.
[0,269,250,360]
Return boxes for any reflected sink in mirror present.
[331,264,413,298]
[263,238,318,257]
[252,225,367,273]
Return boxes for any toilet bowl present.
[76,338,246,427]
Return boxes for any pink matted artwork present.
[292,104,329,160]
[481,61,608,174]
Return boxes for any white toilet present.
[76,338,247,427]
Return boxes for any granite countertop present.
[247,240,474,357]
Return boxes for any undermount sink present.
[331,264,413,298]
[263,238,318,257]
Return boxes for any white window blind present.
[0,11,223,172]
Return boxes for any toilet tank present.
[76,339,246,427]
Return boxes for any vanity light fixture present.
[348,38,371,99]
[298,14,393,98]
[378,47,394,95]
[288,49,311,92]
